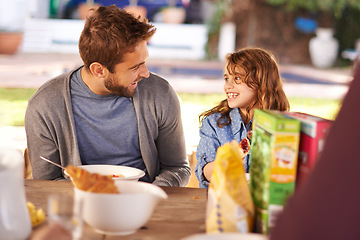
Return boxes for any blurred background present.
[1,0,360,64]
[0,0,359,175]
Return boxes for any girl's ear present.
[89,62,109,78]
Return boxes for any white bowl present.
[74,181,167,235]
[79,165,145,181]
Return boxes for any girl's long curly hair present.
[200,47,290,128]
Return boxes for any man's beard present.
[104,75,138,98]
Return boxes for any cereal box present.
[282,112,332,190]
[249,109,300,234]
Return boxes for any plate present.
[65,164,145,181]
[78,165,145,181]
[181,233,268,240]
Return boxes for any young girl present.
[195,47,290,189]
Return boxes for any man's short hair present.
[79,5,156,73]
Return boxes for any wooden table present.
[25,179,207,240]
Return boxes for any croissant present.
[65,165,119,194]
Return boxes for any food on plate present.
[109,174,125,178]
[65,165,119,194]
[27,201,46,227]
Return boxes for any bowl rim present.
[69,164,146,180]
[74,180,168,200]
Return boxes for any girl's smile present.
[226,92,239,99]
[223,67,256,111]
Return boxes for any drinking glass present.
[48,194,83,240]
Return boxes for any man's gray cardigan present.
[25,67,191,186]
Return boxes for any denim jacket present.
[195,108,252,188]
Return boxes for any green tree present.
[266,0,360,18]
[266,0,360,66]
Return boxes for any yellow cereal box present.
[249,109,300,234]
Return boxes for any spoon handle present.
[40,156,66,170]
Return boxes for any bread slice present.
[65,165,119,194]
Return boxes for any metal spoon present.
[40,156,65,170]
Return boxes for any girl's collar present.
[229,108,245,134]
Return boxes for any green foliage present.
[288,97,341,120]
[178,93,225,107]
[266,0,360,18]
[206,0,232,35]
[205,0,232,59]
[178,93,341,121]
[0,89,341,126]
[266,0,360,67]
[334,7,360,53]
[0,88,37,126]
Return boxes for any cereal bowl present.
[74,181,167,235]
[78,165,145,181]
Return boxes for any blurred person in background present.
[195,48,290,188]
[63,0,185,21]
[25,5,190,187]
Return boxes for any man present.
[25,5,190,186]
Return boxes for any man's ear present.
[89,62,109,78]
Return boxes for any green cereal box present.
[249,109,300,235]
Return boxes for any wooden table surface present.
[25,179,207,240]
